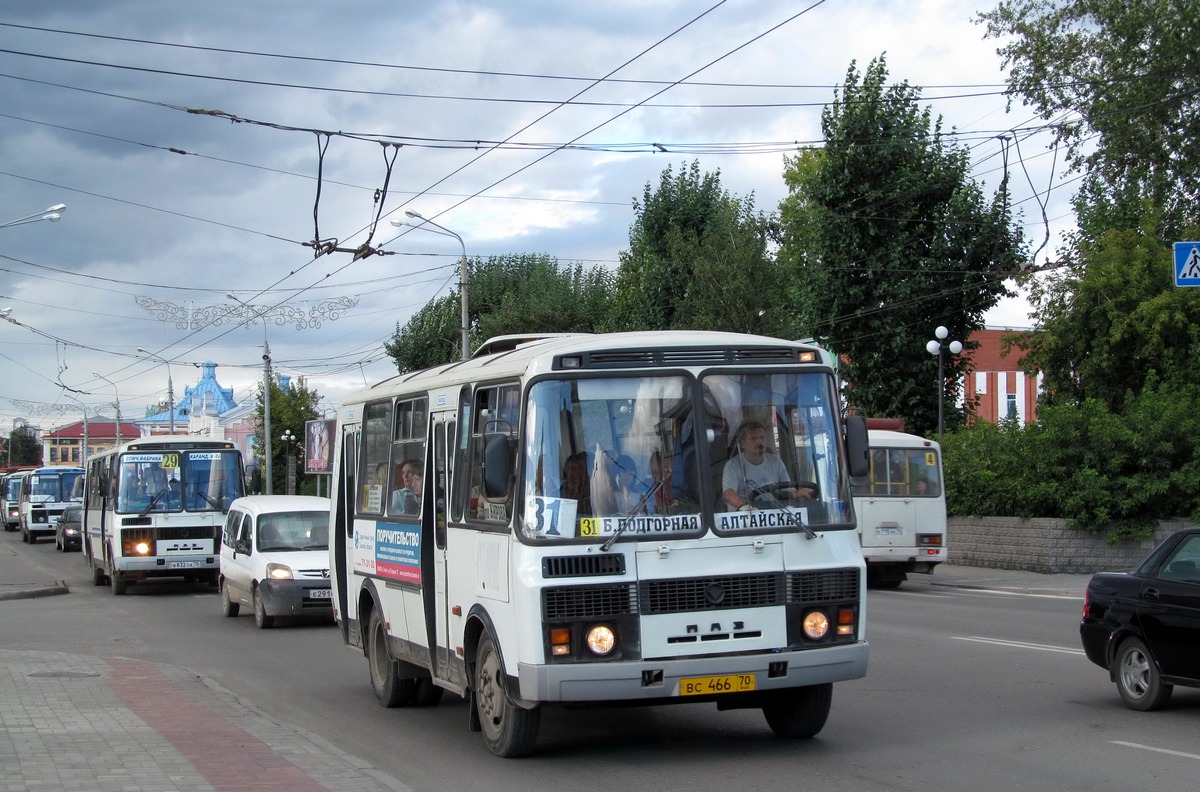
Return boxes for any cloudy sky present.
[0,0,1073,435]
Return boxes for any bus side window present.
[359,400,392,515]
[469,383,519,523]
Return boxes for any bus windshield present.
[29,470,83,503]
[521,369,851,543]
[117,450,243,513]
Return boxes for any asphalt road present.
[3,537,1197,792]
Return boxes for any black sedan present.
[1081,527,1200,710]
[55,505,83,552]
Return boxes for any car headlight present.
[802,610,830,640]
[266,563,294,580]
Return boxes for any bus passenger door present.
[428,413,455,683]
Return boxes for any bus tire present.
[111,571,127,596]
[473,631,540,757]
[91,561,106,587]
[367,609,414,707]
[763,683,833,739]
[412,678,444,707]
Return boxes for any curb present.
[0,581,70,601]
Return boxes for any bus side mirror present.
[482,433,512,499]
[845,415,870,479]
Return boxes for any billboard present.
[304,418,335,473]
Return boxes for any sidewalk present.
[0,544,411,792]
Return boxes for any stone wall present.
[947,516,1190,574]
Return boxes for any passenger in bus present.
[390,460,421,515]
[143,461,168,496]
[610,454,650,514]
[648,450,684,515]
[561,452,592,515]
[722,421,814,511]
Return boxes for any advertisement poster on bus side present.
[352,521,421,583]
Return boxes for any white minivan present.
[219,495,332,628]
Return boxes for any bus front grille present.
[640,573,783,614]
[786,568,860,603]
[543,584,636,619]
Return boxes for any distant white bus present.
[18,465,84,544]
[330,331,872,756]
[851,429,947,587]
[84,437,245,594]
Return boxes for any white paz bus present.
[851,425,948,587]
[84,437,245,594]
[329,331,871,756]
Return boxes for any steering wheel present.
[749,480,818,501]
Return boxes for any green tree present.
[979,0,1200,234]
[252,375,322,495]
[607,161,785,335]
[7,425,41,466]
[384,254,614,372]
[1018,211,1200,410]
[780,56,1025,434]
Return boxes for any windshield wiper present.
[601,480,663,552]
[138,490,166,517]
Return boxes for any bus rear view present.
[852,428,947,587]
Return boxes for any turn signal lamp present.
[837,608,856,636]
[550,628,571,656]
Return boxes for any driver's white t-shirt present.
[723,454,789,504]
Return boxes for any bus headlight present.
[802,610,830,640]
[134,542,151,555]
[266,563,294,580]
[585,625,616,656]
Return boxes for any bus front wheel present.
[762,683,833,739]
[367,610,413,707]
[111,571,127,596]
[473,631,540,757]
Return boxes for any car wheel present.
[367,609,414,707]
[253,587,274,629]
[473,631,540,757]
[1116,637,1173,711]
[763,683,833,738]
[220,580,240,617]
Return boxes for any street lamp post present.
[136,348,176,434]
[280,429,296,495]
[92,372,122,446]
[0,203,66,230]
[393,211,470,361]
[925,326,963,436]
[226,293,274,494]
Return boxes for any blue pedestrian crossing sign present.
[1175,242,1200,287]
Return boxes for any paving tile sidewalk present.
[0,649,412,792]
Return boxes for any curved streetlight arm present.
[0,204,67,230]
[225,293,274,494]
[137,348,176,435]
[393,211,470,361]
[92,372,122,445]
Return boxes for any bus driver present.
[722,421,813,511]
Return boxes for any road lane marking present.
[1111,741,1200,762]
[953,636,1085,655]
[945,588,1081,601]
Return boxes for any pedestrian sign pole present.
[1174,242,1200,287]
